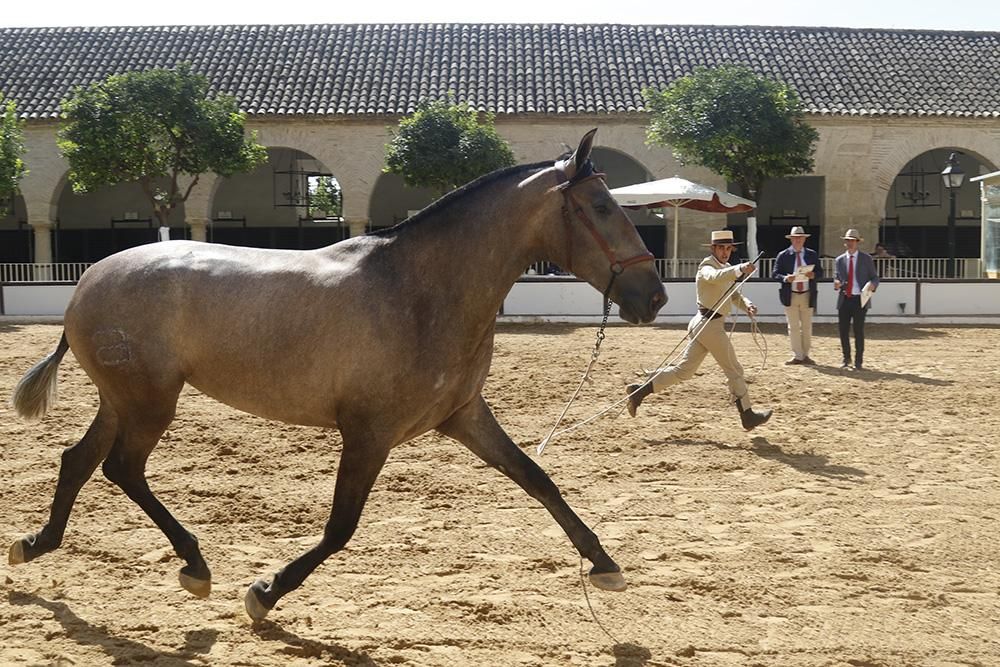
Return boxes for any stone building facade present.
[2,24,999,268]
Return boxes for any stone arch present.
[52,173,186,263]
[881,145,997,258]
[366,173,437,231]
[210,146,346,249]
[0,194,32,262]
[588,145,670,262]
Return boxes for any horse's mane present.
[371,160,553,237]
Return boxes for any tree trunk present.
[742,182,761,262]
[155,206,170,241]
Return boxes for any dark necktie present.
[846,254,855,296]
[795,252,805,292]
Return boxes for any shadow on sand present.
[807,362,954,386]
[7,590,216,666]
[748,436,867,480]
[654,436,867,482]
[809,323,952,341]
[610,641,656,666]
[252,619,379,665]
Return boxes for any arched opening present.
[367,173,437,232]
[0,194,31,262]
[727,177,826,259]
[54,177,186,262]
[211,147,346,249]
[882,147,995,258]
[589,147,665,261]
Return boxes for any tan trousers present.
[650,315,751,406]
[784,291,813,360]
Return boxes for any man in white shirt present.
[834,229,880,370]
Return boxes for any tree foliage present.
[384,99,515,194]
[309,175,342,219]
[0,93,27,216]
[644,65,818,198]
[57,63,267,227]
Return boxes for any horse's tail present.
[11,332,71,421]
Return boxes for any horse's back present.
[63,240,382,424]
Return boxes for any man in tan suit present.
[626,229,773,431]
[772,226,822,365]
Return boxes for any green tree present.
[384,99,515,194]
[308,175,342,219]
[644,65,818,255]
[0,93,27,217]
[57,64,267,229]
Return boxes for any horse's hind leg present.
[438,396,627,592]
[101,392,212,598]
[245,433,390,621]
[9,400,118,565]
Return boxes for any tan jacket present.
[696,255,753,317]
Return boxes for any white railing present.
[0,263,93,283]
[0,258,985,285]
[523,257,983,280]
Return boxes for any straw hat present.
[842,228,864,241]
[785,226,810,239]
[701,229,742,246]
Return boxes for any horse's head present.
[540,129,667,324]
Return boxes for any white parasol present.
[610,177,756,277]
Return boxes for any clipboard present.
[861,281,875,307]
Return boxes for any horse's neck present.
[375,185,543,325]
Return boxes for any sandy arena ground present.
[2,321,999,666]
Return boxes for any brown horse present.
[9,129,666,621]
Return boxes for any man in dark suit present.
[834,229,880,370]
[772,226,822,365]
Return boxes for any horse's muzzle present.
[617,280,667,324]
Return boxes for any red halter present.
[551,165,654,283]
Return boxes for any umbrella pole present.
[672,206,680,278]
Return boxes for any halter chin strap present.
[551,160,655,296]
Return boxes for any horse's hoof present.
[179,571,212,598]
[245,581,272,622]
[589,570,627,592]
[8,539,26,565]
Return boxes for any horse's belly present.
[185,373,339,428]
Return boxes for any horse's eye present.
[594,204,610,215]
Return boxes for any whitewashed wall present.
[3,280,999,321]
[1,285,77,316]
[920,282,1000,315]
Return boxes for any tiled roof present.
[2,23,1000,119]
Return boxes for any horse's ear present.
[573,129,598,171]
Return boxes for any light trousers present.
[784,291,813,360]
[650,315,751,406]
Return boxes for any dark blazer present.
[772,245,822,308]
[835,251,880,310]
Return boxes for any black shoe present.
[738,405,773,431]
[841,361,851,370]
[625,383,652,417]
[802,356,817,366]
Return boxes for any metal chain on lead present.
[536,273,617,455]
[589,294,612,365]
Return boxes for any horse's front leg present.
[438,396,626,592]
